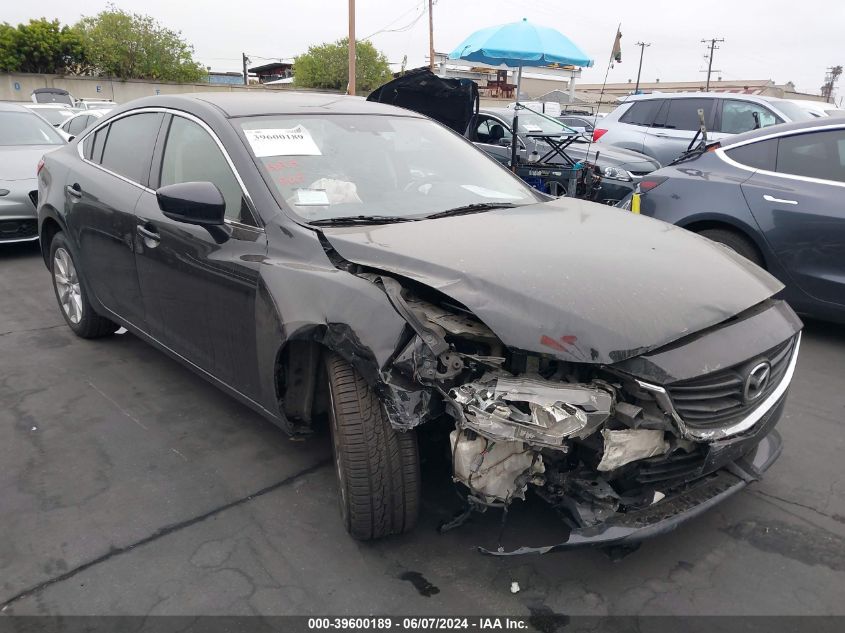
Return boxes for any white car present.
[785,99,845,118]
[21,103,76,128]
[59,109,111,138]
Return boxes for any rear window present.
[724,139,777,171]
[619,100,662,126]
[99,113,163,183]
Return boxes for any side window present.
[776,130,845,183]
[475,117,510,144]
[68,116,88,136]
[721,100,781,134]
[100,113,164,184]
[91,125,108,162]
[724,139,777,171]
[619,100,662,126]
[160,116,256,226]
[655,98,714,131]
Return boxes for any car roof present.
[24,103,75,109]
[622,91,788,104]
[722,116,845,146]
[123,92,424,118]
[0,101,31,113]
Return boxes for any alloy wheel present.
[53,247,82,324]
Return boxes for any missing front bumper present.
[480,429,782,555]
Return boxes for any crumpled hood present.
[322,199,783,364]
[0,146,57,181]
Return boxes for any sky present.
[6,0,843,97]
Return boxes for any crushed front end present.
[379,286,802,554]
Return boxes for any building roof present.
[248,62,293,74]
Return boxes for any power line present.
[362,0,428,40]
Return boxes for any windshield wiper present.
[424,202,518,220]
[308,215,417,226]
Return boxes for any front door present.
[741,127,845,307]
[134,113,267,397]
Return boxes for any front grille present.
[634,447,706,486]
[0,219,37,240]
[665,336,795,429]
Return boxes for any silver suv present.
[594,92,814,165]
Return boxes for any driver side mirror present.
[156,181,226,226]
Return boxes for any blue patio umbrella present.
[448,18,594,169]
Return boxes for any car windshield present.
[770,100,816,122]
[239,114,540,222]
[29,107,75,126]
[515,111,576,136]
[0,111,65,146]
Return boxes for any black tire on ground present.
[324,352,420,540]
[698,228,764,268]
[49,232,119,339]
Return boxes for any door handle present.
[654,133,669,138]
[137,225,161,243]
[763,194,798,205]
[66,183,82,199]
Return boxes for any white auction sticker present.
[244,126,321,157]
[295,189,330,206]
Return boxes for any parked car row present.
[33,92,803,553]
[594,91,817,165]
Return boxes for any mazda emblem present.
[744,361,772,402]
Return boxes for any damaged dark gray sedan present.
[36,93,802,553]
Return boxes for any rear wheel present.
[698,228,764,268]
[49,232,118,338]
[324,353,420,540]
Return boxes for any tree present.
[294,38,392,93]
[0,18,86,74]
[75,6,205,82]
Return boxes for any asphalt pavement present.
[2,240,844,617]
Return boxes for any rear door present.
[133,112,267,396]
[70,111,165,329]
[739,127,845,307]
[643,98,716,165]
[606,99,662,155]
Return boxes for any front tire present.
[49,232,118,339]
[324,353,420,540]
[698,228,764,268]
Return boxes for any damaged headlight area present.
[445,372,679,527]
[368,278,783,549]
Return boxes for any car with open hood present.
[367,69,660,204]
[37,92,801,553]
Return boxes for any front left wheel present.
[49,232,118,339]
[324,353,420,540]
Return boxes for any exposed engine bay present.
[369,279,796,548]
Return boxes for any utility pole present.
[821,65,842,103]
[634,42,650,94]
[428,0,435,72]
[348,0,356,95]
[242,53,249,86]
[700,38,724,90]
